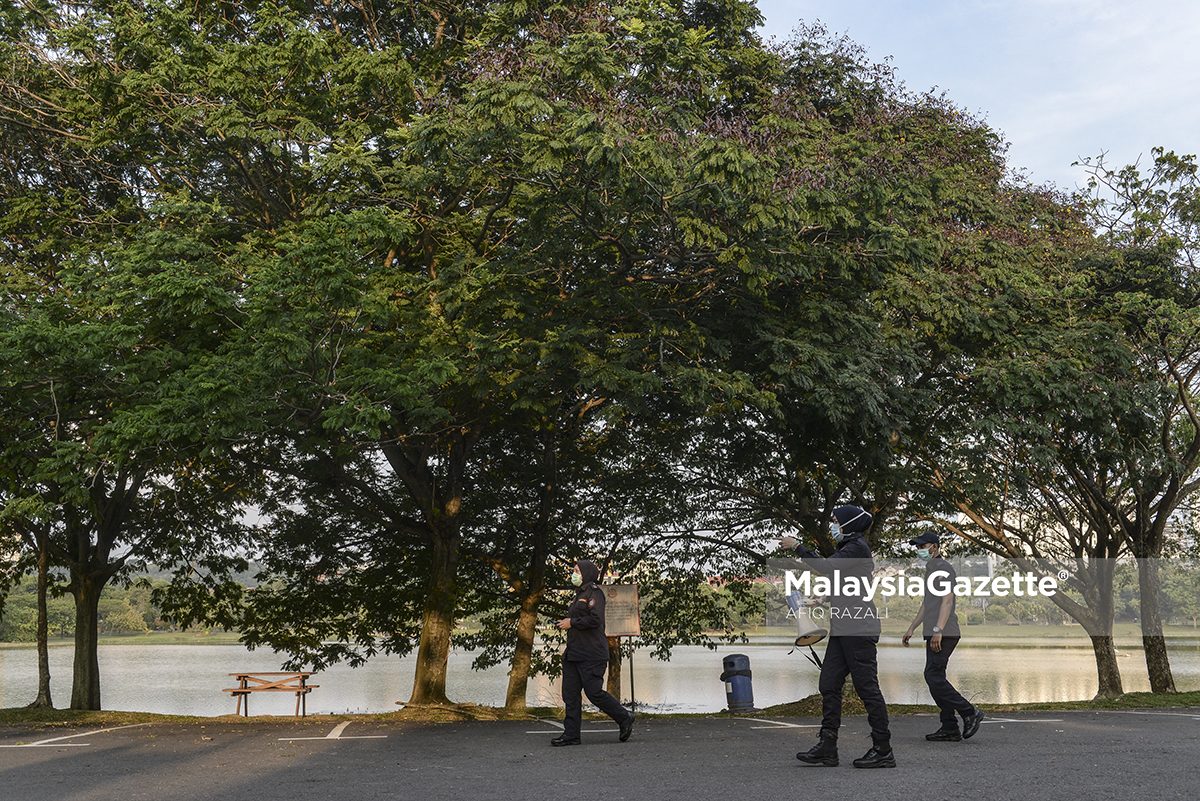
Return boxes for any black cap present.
[908,531,940,547]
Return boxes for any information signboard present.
[603,584,641,637]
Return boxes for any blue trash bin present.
[721,653,755,712]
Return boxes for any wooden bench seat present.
[223,672,319,717]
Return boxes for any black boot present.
[796,730,838,766]
[852,741,895,769]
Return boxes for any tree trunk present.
[70,577,103,710]
[387,428,477,709]
[503,457,555,710]
[1137,558,1176,693]
[605,636,622,699]
[504,589,544,709]
[1089,634,1124,699]
[1044,557,1122,698]
[407,530,458,706]
[28,538,54,709]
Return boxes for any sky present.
[755,0,1200,193]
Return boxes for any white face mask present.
[571,571,583,587]
[831,509,868,542]
[917,548,932,562]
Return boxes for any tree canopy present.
[3,0,1198,709]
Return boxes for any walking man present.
[902,531,985,741]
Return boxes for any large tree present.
[215,0,816,706]
[674,27,1086,562]
[1065,147,1200,693]
[2,0,267,707]
[928,149,1200,696]
[95,0,801,709]
[1,0,480,706]
[890,179,1137,697]
[894,152,1200,697]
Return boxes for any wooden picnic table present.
[223,672,319,717]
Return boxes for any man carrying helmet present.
[779,505,894,769]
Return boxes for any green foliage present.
[0,577,168,641]
[984,604,1009,624]
[9,0,1199,710]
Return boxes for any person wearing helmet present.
[551,559,636,746]
[902,531,985,742]
[779,504,894,768]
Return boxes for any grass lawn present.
[1,630,245,649]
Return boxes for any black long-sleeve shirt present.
[564,582,610,662]
[794,534,882,637]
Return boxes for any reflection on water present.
[1,638,1197,716]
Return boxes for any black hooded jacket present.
[564,559,610,662]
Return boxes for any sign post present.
[604,584,641,710]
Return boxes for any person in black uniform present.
[901,531,985,741]
[779,505,894,769]
[551,559,636,746]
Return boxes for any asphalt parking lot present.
[2,709,1197,801]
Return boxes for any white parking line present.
[526,720,564,734]
[983,717,1063,724]
[279,721,387,741]
[0,722,152,748]
[738,718,821,730]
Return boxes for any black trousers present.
[819,635,890,744]
[924,636,973,728]
[561,658,630,738]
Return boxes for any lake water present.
[2,637,1198,716]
